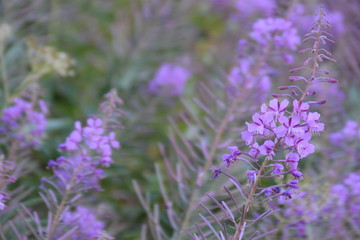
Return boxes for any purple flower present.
[0,193,9,210]
[234,0,276,17]
[259,140,275,157]
[294,134,314,158]
[212,168,222,179]
[291,170,303,179]
[293,100,309,119]
[285,152,300,169]
[222,146,241,167]
[248,142,260,159]
[51,115,120,190]
[264,186,281,197]
[281,189,294,200]
[344,173,360,195]
[272,163,284,176]
[287,180,300,189]
[227,59,272,95]
[247,170,258,182]
[246,112,274,136]
[343,121,359,138]
[61,206,104,240]
[148,63,191,97]
[268,99,289,118]
[242,131,254,145]
[284,133,314,158]
[1,97,48,147]
[250,18,300,51]
[306,112,324,133]
[276,115,304,137]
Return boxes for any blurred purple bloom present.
[1,98,48,147]
[247,170,258,182]
[61,206,104,240]
[235,0,276,17]
[272,163,284,176]
[222,146,241,167]
[250,18,300,51]
[212,168,222,179]
[148,63,191,97]
[287,180,300,189]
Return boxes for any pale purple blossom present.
[1,97,48,147]
[60,206,105,240]
[250,18,300,51]
[148,63,191,97]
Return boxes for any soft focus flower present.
[60,206,105,240]
[330,120,360,144]
[222,146,241,167]
[247,170,258,182]
[227,58,272,94]
[250,18,300,51]
[1,97,48,147]
[235,0,276,17]
[148,63,191,97]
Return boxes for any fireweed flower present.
[277,172,360,238]
[148,62,191,97]
[209,8,337,239]
[1,97,48,147]
[41,90,123,239]
[288,3,345,37]
[227,58,272,93]
[56,206,105,240]
[330,120,360,144]
[249,17,300,64]
[234,0,276,18]
[0,97,47,211]
[250,18,300,51]
[226,19,299,101]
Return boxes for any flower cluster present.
[217,8,336,204]
[227,58,271,95]
[288,3,345,36]
[275,190,321,238]
[250,18,300,51]
[325,172,360,221]
[40,91,122,239]
[57,206,105,240]
[148,62,191,97]
[0,97,48,147]
[277,172,360,238]
[222,98,324,198]
[234,0,276,18]
[330,120,360,144]
[48,117,119,191]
